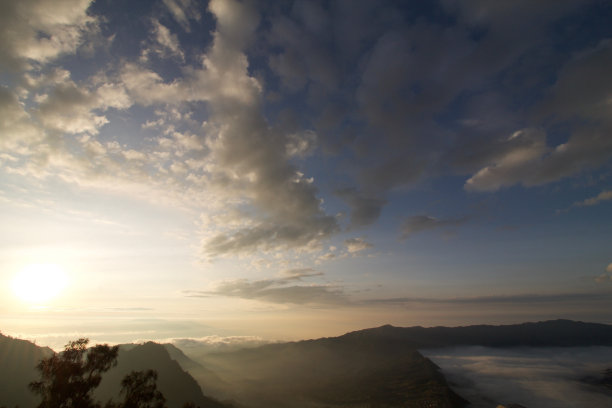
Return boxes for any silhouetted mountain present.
[3,320,612,408]
[0,334,229,408]
[97,342,231,408]
[339,319,612,348]
[0,333,53,407]
[197,335,467,408]
[162,343,230,400]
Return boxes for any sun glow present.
[12,264,68,304]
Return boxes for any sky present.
[1,0,612,349]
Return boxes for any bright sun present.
[12,263,68,304]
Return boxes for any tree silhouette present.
[115,370,166,408]
[30,338,119,408]
[29,338,173,408]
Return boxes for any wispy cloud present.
[574,190,612,207]
[184,268,347,306]
[364,292,612,306]
[400,215,468,238]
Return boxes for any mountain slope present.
[0,334,229,408]
[96,342,230,408]
[187,320,612,408]
[197,335,467,408]
[0,333,53,408]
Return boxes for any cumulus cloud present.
[190,0,338,256]
[344,237,373,253]
[2,0,612,269]
[5,0,339,260]
[145,19,185,60]
[401,215,468,238]
[0,86,43,153]
[0,0,95,70]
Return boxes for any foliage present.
[29,338,119,408]
[28,338,177,408]
[115,370,166,408]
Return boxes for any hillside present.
[0,335,229,408]
[195,335,467,408]
[0,333,53,408]
[96,342,230,408]
[184,320,612,408]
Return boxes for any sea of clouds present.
[423,346,612,408]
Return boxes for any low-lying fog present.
[423,346,612,408]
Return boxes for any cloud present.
[190,0,338,256]
[336,188,386,227]
[169,335,268,354]
[146,19,185,60]
[203,217,338,257]
[186,278,346,306]
[423,346,612,408]
[401,215,468,238]
[594,263,612,283]
[185,268,346,306]
[0,0,339,259]
[464,128,549,191]
[0,86,43,153]
[344,237,373,253]
[465,40,612,191]
[162,0,201,31]
[279,268,324,280]
[0,0,95,70]
[594,274,612,283]
[573,190,612,208]
[540,39,612,123]
[2,0,611,269]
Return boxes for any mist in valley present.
[423,346,612,408]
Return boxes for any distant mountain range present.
[336,319,612,349]
[2,320,612,408]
